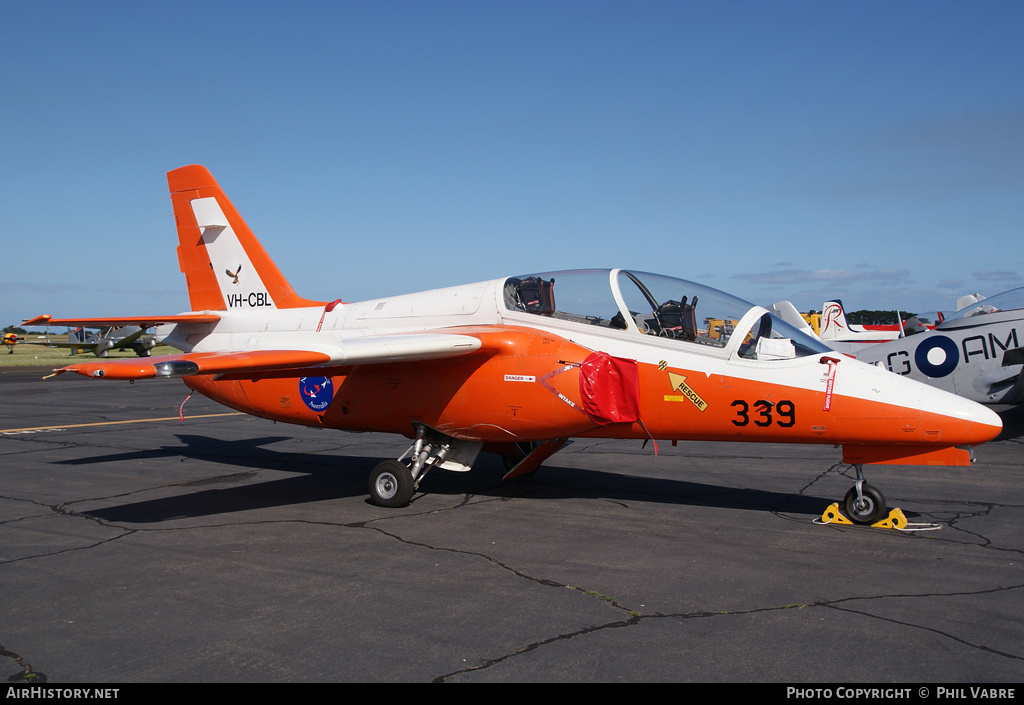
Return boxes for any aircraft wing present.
[109,328,149,347]
[23,314,222,328]
[49,332,485,380]
[27,328,152,347]
[27,340,102,349]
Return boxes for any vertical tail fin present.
[69,327,85,356]
[766,300,819,338]
[819,300,848,340]
[168,165,325,311]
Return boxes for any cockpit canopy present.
[945,286,1024,321]
[503,269,831,360]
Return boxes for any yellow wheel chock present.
[820,502,853,525]
[818,503,908,529]
[871,507,907,529]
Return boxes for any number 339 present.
[730,400,795,427]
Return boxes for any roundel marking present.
[913,335,959,378]
[299,376,334,412]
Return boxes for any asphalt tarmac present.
[1,366,1022,683]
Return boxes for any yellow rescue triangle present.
[665,372,708,411]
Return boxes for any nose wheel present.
[841,465,888,525]
[843,482,887,525]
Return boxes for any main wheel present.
[369,460,414,508]
[843,484,887,525]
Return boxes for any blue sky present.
[2,1,1022,329]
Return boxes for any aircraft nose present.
[964,399,1003,444]
[854,361,1003,447]
[925,386,1003,445]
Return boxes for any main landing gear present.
[840,464,887,525]
[368,430,449,508]
[369,460,417,508]
[368,425,482,508]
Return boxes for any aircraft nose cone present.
[861,361,1003,447]
[932,389,1003,445]
[966,401,1003,444]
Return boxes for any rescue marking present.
[316,299,345,333]
[821,357,840,411]
[666,372,708,411]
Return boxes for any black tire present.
[843,484,887,525]
[369,460,414,508]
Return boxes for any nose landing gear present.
[818,463,910,528]
[843,476,887,525]
[839,464,888,525]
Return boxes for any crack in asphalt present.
[799,464,1024,555]
[2,447,1022,682]
[825,597,1024,663]
[2,642,46,683]
[347,498,1024,681]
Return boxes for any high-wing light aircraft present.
[37,165,1002,523]
[851,287,1024,406]
[19,319,157,357]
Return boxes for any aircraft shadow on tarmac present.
[71,434,838,524]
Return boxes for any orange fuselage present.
[184,326,994,467]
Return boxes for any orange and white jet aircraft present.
[36,165,1002,523]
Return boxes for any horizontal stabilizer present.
[111,328,148,347]
[23,314,221,328]
[1001,347,1024,367]
[50,332,485,381]
[54,350,334,380]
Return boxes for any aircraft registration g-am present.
[40,165,1003,523]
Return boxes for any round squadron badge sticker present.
[299,377,333,412]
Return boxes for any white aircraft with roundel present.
[32,165,1003,523]
[849,289,1024,407]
